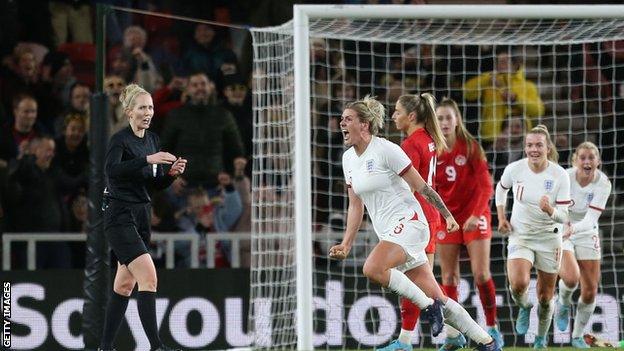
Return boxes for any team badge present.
[455,155,467,166]
[428,142,435,152]
[587,192,594,205]
[544,179,554,192]
[366,159,374,172]
[436,230,446,240]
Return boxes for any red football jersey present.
[400,128,441,228]
[435,138,493,223]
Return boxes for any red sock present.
[441,284,458,301]
[400,297,420,330]
[477,278,498,326]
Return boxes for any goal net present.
[250,5,624,349]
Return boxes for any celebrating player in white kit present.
[495,125,571,349]
[555,142,611,349]
[330,96,499,351]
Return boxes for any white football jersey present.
[567,167,611,236]
[342,136,427,238]
[499,159,571,241]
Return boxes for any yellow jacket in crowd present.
[463,68,545,141]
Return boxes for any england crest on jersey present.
[587,192,594,205]
[544,179,554,192]
[366,159,374,172]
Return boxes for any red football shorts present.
[425,223,437,254]
[434,213,492,245]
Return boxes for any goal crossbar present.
[295,4,624,20]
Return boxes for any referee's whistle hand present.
[147,152,177,165]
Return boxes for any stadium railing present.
[2,233,200,270]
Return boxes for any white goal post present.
[251,4,624,350]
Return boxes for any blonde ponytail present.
[398,93,447,155]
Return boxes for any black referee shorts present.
[103,198,151,266]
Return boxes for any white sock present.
[510,286,531,308]
[572,299,596,339]
[398,328,412,344]
[558,279,578,306]
[537,299,555,337]
[388,268,434,309]
[443,298,492,345]
[445,324,461,338]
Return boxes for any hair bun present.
[119,84,148,110]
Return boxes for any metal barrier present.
[2,233,200,270]
[1,230,383,270]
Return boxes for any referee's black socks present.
[137,290,163,349]
[100,291,130,349]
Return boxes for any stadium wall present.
[2,266,621,350]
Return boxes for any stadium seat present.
[58,42,96,87]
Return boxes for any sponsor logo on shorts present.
[454,155,467,166]
[436,230,446,240]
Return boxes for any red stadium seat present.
[58,42,96,88]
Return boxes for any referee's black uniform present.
[103,126,175,265]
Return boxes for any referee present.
[99,84,186,351]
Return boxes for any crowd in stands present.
[0,0,267,270]
[0,0,622,270]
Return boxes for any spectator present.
[0,95,43,164]
[489,116,525,180]
[40,51,75,133]
[6,136,72,269]
[108,25,161,92]
[161,72,244,187]
[103,74,126,135]
[0,47,56,131]
[41,51,76,106]
[221,73,252,157]
[165,176,189,224]
[464,48,545,143]
[177,174,243,268]
[56,82,91,136]
[232,157,251,268]
[48,0,93,46]
[53,113,88,199]
[68,82,91,115]
[232,157,250,233]
[182,24,238,89]
[151,72,188,135]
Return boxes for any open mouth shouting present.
[341,128,350,142]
